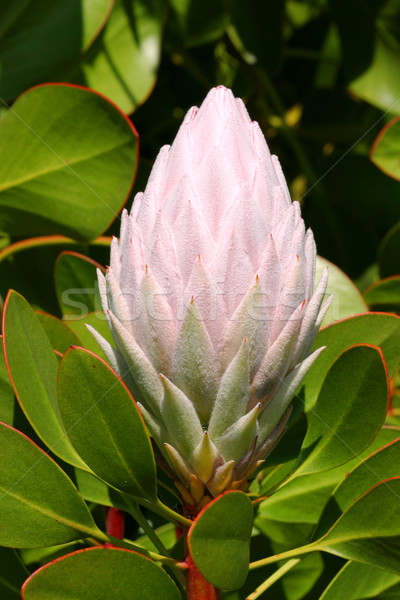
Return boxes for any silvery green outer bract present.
[89,86,330,502]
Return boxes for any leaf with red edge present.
[293,344,389,477]
[22,547,181,600]
[188,491,253,590]
[370,115,400,181]
[3,290,88,469]
[0,423,99,548]
[313,478,400,574]
[302,313,400,411]
[73,0,167,114]
[36,312,81,354]
[315,437,400,539]
[0,84,138,240]
[57,347,157,500]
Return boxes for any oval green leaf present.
[22,547,181,600]
[294,345,389,476]
[315,478,400,574]
[350,35,400,113]
[0,423,99,547]
[370,115,400,181]
[188,491,253,590]
[55,251,103,316]
[303,313,400,411]
[2,290,87,468]
[36,312,81,354]
[72,0,166,114]
[57,347,157,500]
[0,84,138,239]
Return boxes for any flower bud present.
[89,86,330,503]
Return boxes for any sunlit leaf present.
[0,84,138,239]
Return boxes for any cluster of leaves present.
[0,0,400,598]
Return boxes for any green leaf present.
[315,256,368,327]
[36,312,81,354]
[0,547,29,599]
[379,221,400,278]
[319,561,400,600]
[188,491,253,590]
[294,345,388,476]
[2,290,87,468]
[257,426,400,526]
[22,547,181,600]
[0,423,100,547]
[316,438,400,538]
[74,468,127,510]
[55,251,103,316]
[302,313,400,411]
[0,84,138,240]
[66,311,114,360]
[72,0,166,114]
[349,2,400,113]
[314,477,400,574]
[364,277,400,311]
[0,0,112,101]
[370,116,400,181]
[57,347,157,500]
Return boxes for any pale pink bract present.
[89,86,330,500]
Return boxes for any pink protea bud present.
[89,86,330,504]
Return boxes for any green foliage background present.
[1,1,400,599]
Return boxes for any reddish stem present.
[105,507,125,544]
[186,555,220,600]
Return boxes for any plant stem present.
[246,559,301,599]
[139,497,192,529]
[249,543,316,570]
[186,555,221,600]
[124,498,171,558]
